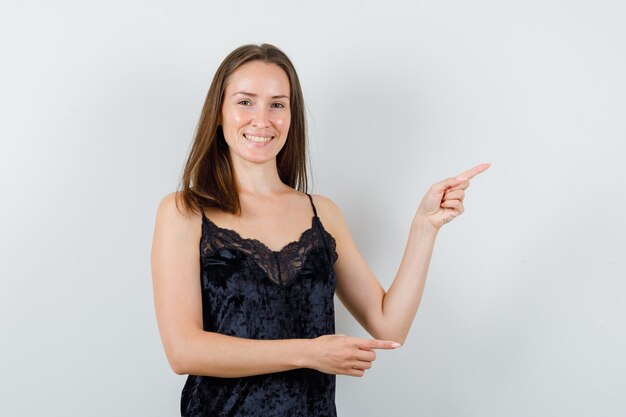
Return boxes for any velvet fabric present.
[181,194,338,417]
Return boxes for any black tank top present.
[181,193,338,417]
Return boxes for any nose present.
[251,106,270,128]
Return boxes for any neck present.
[231,156,286,196]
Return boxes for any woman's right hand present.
[306,334,401,377]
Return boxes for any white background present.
[1,1,625,415]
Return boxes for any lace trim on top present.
[201,215,338,286]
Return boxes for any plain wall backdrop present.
[1,0,625,415]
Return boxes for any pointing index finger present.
[455,162,491,180]
[358,339,402,350]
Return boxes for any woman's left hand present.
[415,163,491,231]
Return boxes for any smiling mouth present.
[243,134,274,143]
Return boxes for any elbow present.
[164,331,223,376]
[381,332,407,346]
[371,325,408,346]
[165,344,191,375]
[169,359,187,376]
[390,329,409,346]
[395,334,408,346]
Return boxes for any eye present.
[271,102,286,109]
[238,100,252,106]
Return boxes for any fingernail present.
[391,342,401,348]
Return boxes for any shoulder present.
[309,193,341,216]
[154,191,202,240]
[157,191,189,218]
[309,193,346,234]
[157,191,200,216]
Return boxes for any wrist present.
[411,215,440,237]
[290,338,314,370]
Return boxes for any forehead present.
[224,61,290,96]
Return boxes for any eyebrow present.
[232,91,290,100]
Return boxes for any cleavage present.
[201,214,323,286]
[203,214,316,253]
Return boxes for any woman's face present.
[220,60,291,167]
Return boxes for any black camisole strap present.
[306,193,318,217]
[306,193,333,269]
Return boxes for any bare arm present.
[317,163,491,345]
[151,192,399,378]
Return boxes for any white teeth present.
[244,134,273,143]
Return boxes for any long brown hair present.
[176,44,308,215]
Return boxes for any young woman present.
[151,43,490,417]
